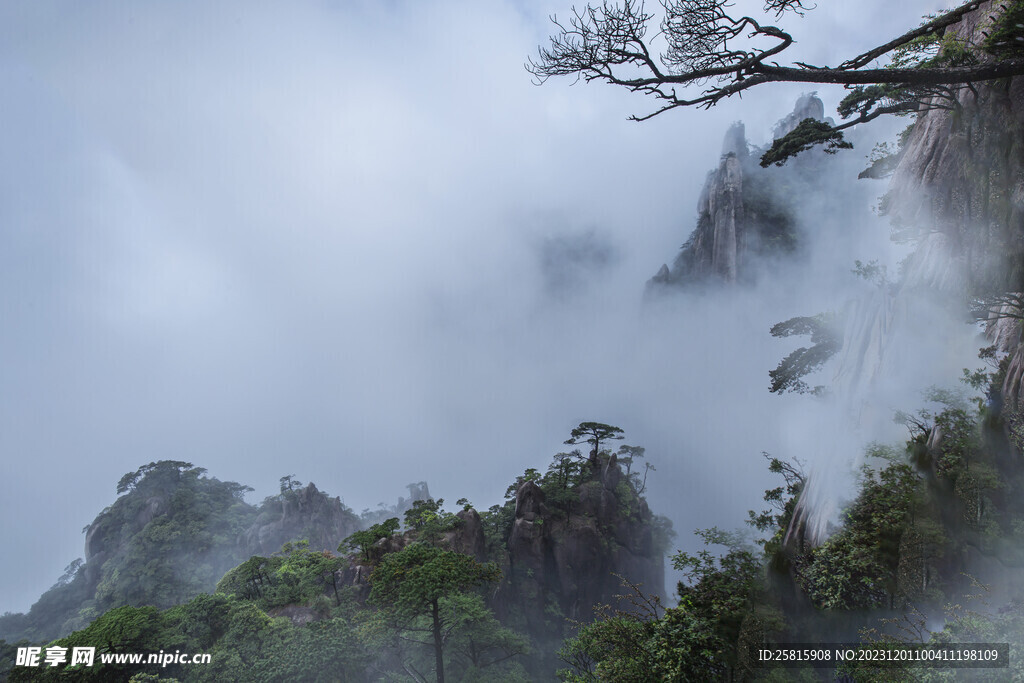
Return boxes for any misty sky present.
[0,0,961,613]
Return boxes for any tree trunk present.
[431,598,445,683]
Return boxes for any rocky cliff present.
[463,455,670,674]
[883,6,1024,294]
[0,463,428,644]
[328,457,669,677]
[241,482,361,557]
[335,461,665,624]
[647,94,834,290]
[789,0,1024,543]
[500,467,664,624]
[878,1,1024,410]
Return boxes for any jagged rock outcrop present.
[495,462,665,635]
[241,482,361,557]
[0,463,261,643]
[81,493,172,587]
[880,1,1024,407]
[884,7,1024,290]
[443,508,488,563]
[1,464,439,644]
[358,481,431,528]
[647,97,836,289]
[334,505,487,602]
[773,92,831,139]
[787,2,1024,544]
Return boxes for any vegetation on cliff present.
[0,424,669,682]
[529,0,1024,166]
[558,361,1024,680]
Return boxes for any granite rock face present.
[773,92,829,139]
[495,462,665,637]
[241,482,362,557]
[879,1,1024,407]
[444,508,488,563]
[647,97,835,290]
[884,4,1024,284]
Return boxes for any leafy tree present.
[116,462,207,496]
[615,445,644,477]
[480,501,518,561]
[540,454,585,516]
[367,543,503,683]
[341,517,401,563]
[557,578,665,682]
[8,605,170,682]
[216,556,276,603]
[403,499,460,545]
[3,462,256,645]
[504,468,543,500]
[216,542,348,610]
[768,313,840,394]
[796,450,922,610]
[564,422,625,467]
[92,467,256,612]
[759,118,853,166]
[278,475,303,494]
[190,600,369,683]
[747,452,806,564]
[549,451,581,490]
[429,594,529,680]
[528,0,1024,165]
[269,541,348,609]
[559,530,781,681]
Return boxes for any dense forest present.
[0,425,672,681]
[4,0,1024,681]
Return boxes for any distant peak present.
[721,121,748,159]
[773,93,826,140]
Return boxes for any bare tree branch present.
[971,291,1024,321]
[528,0,1024,163]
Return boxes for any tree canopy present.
[564,421,625,467]
[528,0,1024,164]
[367,543,505,683]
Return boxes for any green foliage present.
[768,313,841,394]
[367,543,510,682]
[1,462,257,645]
[14,577,370,682]
[7,605,169,682]
[559,530,781,681]
[798,533,890,610]
[747,452,805,568]
[191,602,369,683]
[616,445,656,496]
[369,543,500,621]
[504,468,543,500]
[340,517,400,563]
[480,501,517,561]
[92,466,257,613]
[564,422,624,467]
[216,543,347,611]
[403,499,460,545]
[982,0,1024,59]
[430,593,530,679]
[556,576,667,683]
[798,453,921,610]
[558,614,656,682]
[277,475,303,494]
[760,118,853,167]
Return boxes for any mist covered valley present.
[3,0,1024,680]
